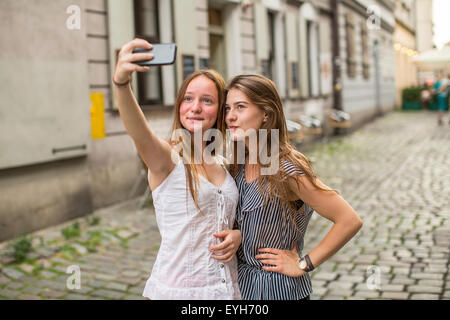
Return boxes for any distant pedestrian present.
[420,82,432,109]
[433,72,449,126]
[113,38,242,300]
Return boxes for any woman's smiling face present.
[180,75,219,133]
[225,88,266,141]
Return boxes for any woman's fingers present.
[211,251,233,262]
[262,265,280,272]
[129,52,154,63]
[258,258,278,266]
[258,248,281,255]
[121,62,149,73]
[210,239,233,252]
[121,38,152,54]
[120,52,154,64]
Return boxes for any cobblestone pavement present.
[0,110,449,300]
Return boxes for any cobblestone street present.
[0,110,449,300]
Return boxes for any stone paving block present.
[94,273,117,281]
[327,289,354,297]
[380,284,405,292]
[104,281,129,292]
[0,275,11,285]
[0,288,20,299]
[40,288,66,299]
[128,285,145,295]
[312,272,337,281]
[381,292,409,300]
[121,269,141,278]
[409,293,439,300]
[17,294,42,300]
[346,296,366,300]
[391,267,410,275]
[410,273,444,280]
[353,290,381,299]
[22,285,44,296]
[327,281,354,290]
[1,267,25,280]
[65,293,88,300]
[337,274,365,283]
[417,279,444,287]
[390,277,416,285]
[321,295,344,300]
[18,263,35,274]
[407,285,442,294]
[37,280,69,292]
[5,282,26,290]
[311,287,327,296]
[38,270,59,279]
[91,289,125,300]
[311,279,327,288]
[115,276,142,286]
[334,263,355,271]
[122,294,147,300]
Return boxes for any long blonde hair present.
[226,74,336,222]
[169,69,227,211]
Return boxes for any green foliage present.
[402,86,422,103]
[82,230,103,253]
[61,222,81,240]
[8,234,33,262]
[85,216,101,226]
[57,244,78,261]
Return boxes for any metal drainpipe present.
[331,0,343,111]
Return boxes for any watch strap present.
[304,254,315,272]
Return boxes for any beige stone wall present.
[394,23,418,106]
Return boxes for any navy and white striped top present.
[234,161,314,300]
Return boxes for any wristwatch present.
[298,254,315,272]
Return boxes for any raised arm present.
[113,38,174,180]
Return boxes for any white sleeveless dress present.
[142,155,241,300]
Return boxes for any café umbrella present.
[412,44,450,72]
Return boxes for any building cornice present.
[395,17,416,36]
[341,0,395,33]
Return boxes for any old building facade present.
[0,0,398,241]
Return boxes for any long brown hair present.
[226,74,336,223]
[169,69,227,211]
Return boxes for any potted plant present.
[402,86,422,110]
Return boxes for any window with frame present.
[134,0,162,105]
[208,7,227,80]
[361,21,370,79]
[345,12,356,78]
[261,11,276,80]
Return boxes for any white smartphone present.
[132,43,177,66]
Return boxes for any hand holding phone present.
[132,43,177,66]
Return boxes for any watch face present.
[299,259,307,269]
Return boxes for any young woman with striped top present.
[218,74,363,300]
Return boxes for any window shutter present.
[285,11,300,98]
[253,2,270,75]
[107,0,136,110]
[173,0,198,86]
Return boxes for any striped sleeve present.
[282,160,305,176]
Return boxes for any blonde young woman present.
[113,38,242,300]
[222,74,363,300]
